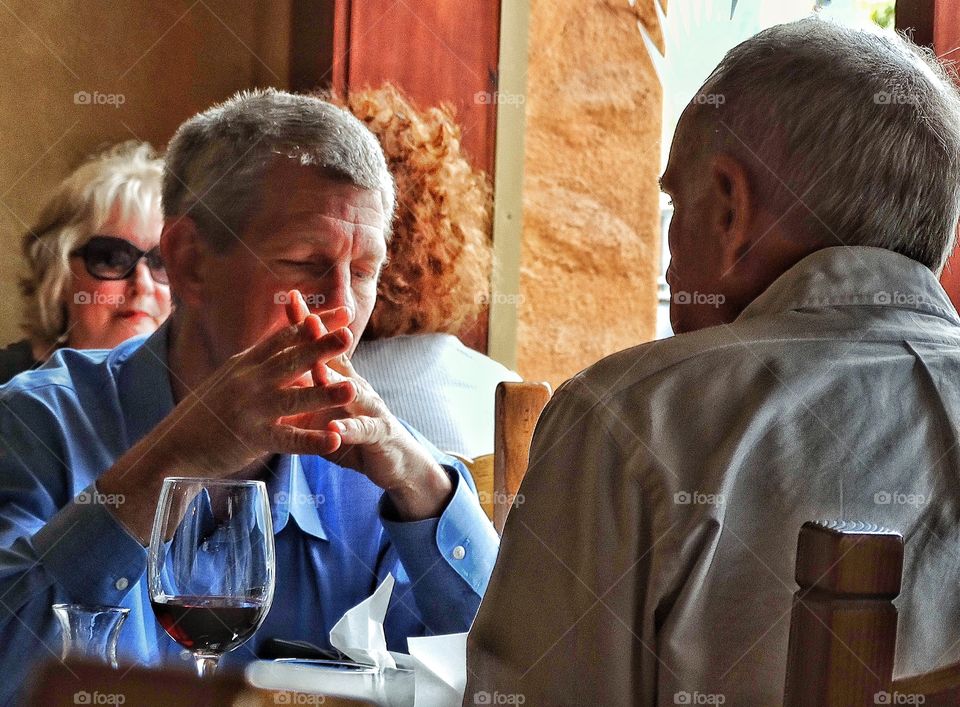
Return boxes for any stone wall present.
[0,0,289,345]
[516,0,663,387]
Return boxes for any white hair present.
[162,88,395,251]
[691,17,960,272]
[20,140,163,349]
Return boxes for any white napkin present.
[329,573,469,707]
[405,632,468,706]
[329,573,397,670]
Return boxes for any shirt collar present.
[736,246,960,326]
[114,319,329,541]
[268,454,329,541]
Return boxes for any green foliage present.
[870,2,895,29]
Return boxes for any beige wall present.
[515,0,663,387]
[0,0,290,345]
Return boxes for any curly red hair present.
[326,84,493,340]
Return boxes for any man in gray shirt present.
[466,18,960,706]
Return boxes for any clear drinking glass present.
[147,478,275,677]
[52,604,129,669]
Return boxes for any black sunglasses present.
[71,236,168,285]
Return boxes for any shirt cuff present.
[32,483,147,604]
[380,465,499,595]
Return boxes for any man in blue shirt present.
[0,88,498,701]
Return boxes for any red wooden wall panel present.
[337,1,501,176]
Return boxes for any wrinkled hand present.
[153,307,358,477]
[284,291,453,519]
[97,305,361,543]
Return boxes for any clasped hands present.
[144,290,452,522]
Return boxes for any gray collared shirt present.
[466,246,960,706]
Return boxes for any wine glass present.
[147,478,275,677]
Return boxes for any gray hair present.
[20,140,163,350]
[162,88,395,251]
[690,17,960,272]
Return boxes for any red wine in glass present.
[148,478,275,677]
[151,596,268,654]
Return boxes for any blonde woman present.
[1,141,171,384]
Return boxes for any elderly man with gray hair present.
[0,89,497,702]
[466,18,960,706]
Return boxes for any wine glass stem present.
[194,652,221,678]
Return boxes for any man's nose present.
[316,270,355,314]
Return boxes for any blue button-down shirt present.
[0,322,499,704]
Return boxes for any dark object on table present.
[258,637,350,662]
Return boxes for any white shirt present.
[466,246,960,706]
[352,333,521,458]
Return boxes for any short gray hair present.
[163,88,395,251]
[20,140,163,349]
[690,17,960,272]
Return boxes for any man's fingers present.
[319,307,352,332]
[329,416,382,446]
[267,423,341,456]
[263,328,352,383]
[272,380,356,417]
[326,352,357,378]
[245,316,319,364]
[285,289,310,325]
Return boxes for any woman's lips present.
[118,310,150,321]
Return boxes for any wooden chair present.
[451,381,551,534]
[493,381,551,533]
[784,520,960,705]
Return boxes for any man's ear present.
[160,215,207,308]
[709,153,755,272]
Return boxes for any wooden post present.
[784,520,904,706]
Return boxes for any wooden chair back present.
[453,381,551,534]
[493,381,551,533]
[784,520,960,706]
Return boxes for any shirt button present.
[452,545,466,560]
[114,577,129,591]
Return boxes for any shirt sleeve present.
[0,388,147,693]
[462,378,660,706]
[377,426,499,642]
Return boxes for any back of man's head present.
[689,17,960,273]
[162,88,395,252]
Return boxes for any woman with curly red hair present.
[332,84,520,458]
